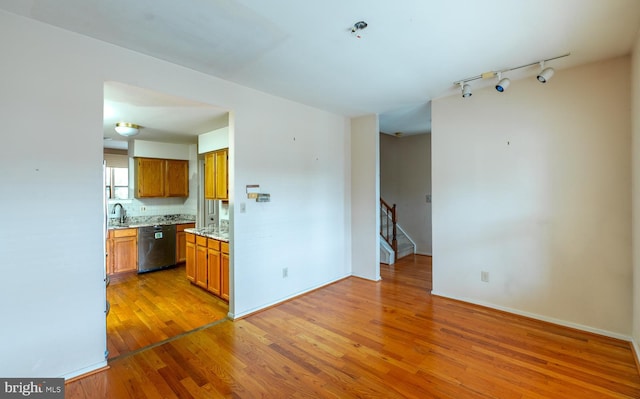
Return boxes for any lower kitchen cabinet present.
[185,232,196,282]
[195,236,208,289]
[221,242,229,301]
[185,232,229,302]
[176,223,195,263]
[207,239,221,296]
[107,228,138,275]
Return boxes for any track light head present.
[537,67,555,83]
[495,77,510,92]
[461,83,472,98]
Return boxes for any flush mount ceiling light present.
[495,72,511,92]
[351,20,368,38]
[115,122,141,137]
[453,52,569,97]
[537,61,555,83]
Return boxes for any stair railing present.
[380,198,398,253]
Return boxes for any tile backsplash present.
[107,197,197,220]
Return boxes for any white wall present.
[351,115,380,280]
[432,56,632,337]
[0,10,351,378]
[380,133,432,255]
[198,126,229,154]
[130,140,191,160]
[631,30,640,352]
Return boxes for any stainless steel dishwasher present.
[138,224,177,273]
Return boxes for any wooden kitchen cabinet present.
[109,228,138,274]
[207,239,221,296]
[195,236,208,289]
[204,149,228,200]
[184,232,229,302]
[165,160,189,197]
[135,158,165,197]
[185,233,196,282]
[215,149,228,200]
[176,223,195,263]
[106,230,114,275]
[221,241,230,301]
[135,157,189,198]
[204,152,215,199]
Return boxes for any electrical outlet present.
[140,206,147,212]
[481,271,489,283]
[240,203,246,213]
[282,267,288,278]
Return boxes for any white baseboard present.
[632,338,640,373]
[431,291,632,342]
[62,360,108,380]
[229,273,352,320]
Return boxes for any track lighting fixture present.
[537,62,555,83]
[495,73,510,92]
[460,82,472,98]
[453,52,569,97]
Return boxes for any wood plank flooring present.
[69,255,640,398]
[107,265,229,359]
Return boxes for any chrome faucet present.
[112,203,126,224]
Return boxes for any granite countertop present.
[108,214,196,230]
[184,227,229,242]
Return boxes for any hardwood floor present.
[106,265,229,359]
[69,255,640,398]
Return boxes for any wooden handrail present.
[380,198,397,253]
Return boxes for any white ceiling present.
[2,0,639,141]
[103,81,228,149]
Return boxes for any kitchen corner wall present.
[432,56,632,338]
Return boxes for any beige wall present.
[632,30,640,350]
[380,133,432,254]
[432,56,632,337]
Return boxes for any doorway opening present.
[103,81,232,359]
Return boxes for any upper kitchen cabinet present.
[204,149,228,200]
[135,157,189,198]
[165,159,189,197]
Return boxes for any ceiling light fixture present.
[115,122,141,137]
[537,61,555,83]
[460,82,472,98]
[495,72,511,92]
[351,20,368,38]
[453,52,569,97]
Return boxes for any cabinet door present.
[221,252,229,301]
[136,158,165,198]
[165,159,189,197]
[215,149,228,200]
[105,231,114,275]
[112,236,137,273]
[204,152,215,200]
[185,234,196,282]
[176,223,195,263]
[207,247,221,296]
[195,241,208,289]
